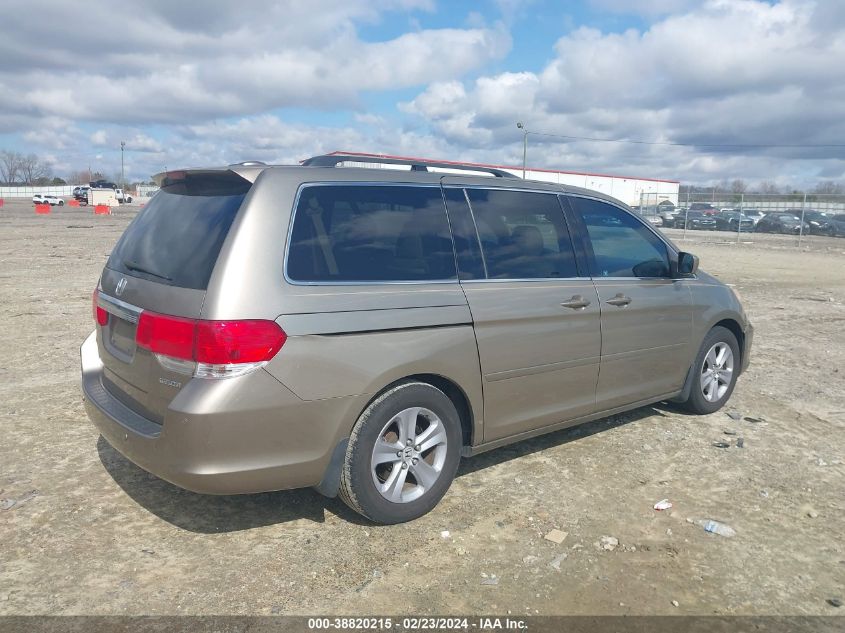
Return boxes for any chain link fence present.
[637,191,845,246]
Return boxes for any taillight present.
[136,311,195,359]
[92,289,109,326]
[134,310,286,378]
[196,320,287,364]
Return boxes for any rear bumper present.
[80,331,361,495]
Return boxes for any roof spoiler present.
[302,152,518,179]
[152,164,266,187]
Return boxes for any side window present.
[465,189,579,279]
[571,197,671,278]
[286,185,457,282]
[442,188,485,280]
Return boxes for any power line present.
[526,130,845,149]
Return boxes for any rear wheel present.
[339,382,462,524]
[679,326,740,415]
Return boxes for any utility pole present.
[120,141,126,189]
[516,122,527,178]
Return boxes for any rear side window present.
[570,197,670,278]
[465,189,578,279]
[107,173,249,290]
[286,185,457,282]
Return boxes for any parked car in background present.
[689,203,719,216]
[754,213,810,234]
[675,210,717,230]
[827,214,845,237]
[795,210,833,235]
[715,211,755,232]
[74,186,90,204]
[670,207,689,228]
[32,194,64,206]
[738,209,764,226]
[114,188,133,203]
[658,207,678,227]
[644,214,663,228]
[90,180,117,190]
[81,153,752,524]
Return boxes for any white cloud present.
[402,0,845,183]
[0,0,509,126]
[3,0,844,186]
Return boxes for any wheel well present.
[373,374,474,447]
[714,318,744,365]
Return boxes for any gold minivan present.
[81,154,753,524]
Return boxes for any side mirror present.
[677,251,699,276]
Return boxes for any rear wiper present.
[123,259,173,281]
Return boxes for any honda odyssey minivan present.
[81,153,753,524]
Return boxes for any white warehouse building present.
[326,151,679,208]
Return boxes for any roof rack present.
[301,152,518,178]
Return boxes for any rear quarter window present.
[106,172,250,290]
[286,185,457,282]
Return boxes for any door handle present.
[560,295,591,310]
[606,293,632,307]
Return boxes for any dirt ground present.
[1,198,843,617]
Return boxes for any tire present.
[679,326,740,415]
[339,381,462,524]
[58,200,64,206]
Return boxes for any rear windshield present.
[106,173,249,290]
[286,184,457,282]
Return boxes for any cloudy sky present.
[1,0,843,186]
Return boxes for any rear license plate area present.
[105,316,137,361]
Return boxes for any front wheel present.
[339,382,462,524]
[679,326,740,415]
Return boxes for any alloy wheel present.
[370,407,448,503]
[700,342,734,402]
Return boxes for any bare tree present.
[756,180,781,194]
[18,153,50,185]
[731,179,748,194]
[1,150,22,184]
[813,181,843,195]
[68,169,94,185]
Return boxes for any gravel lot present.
[1,198,843,616]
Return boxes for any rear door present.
[565,195,693,410]
[443,184,601,443]
[95,171,251,422]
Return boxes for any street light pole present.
[120,141,125,189]
[516,122,527,178]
